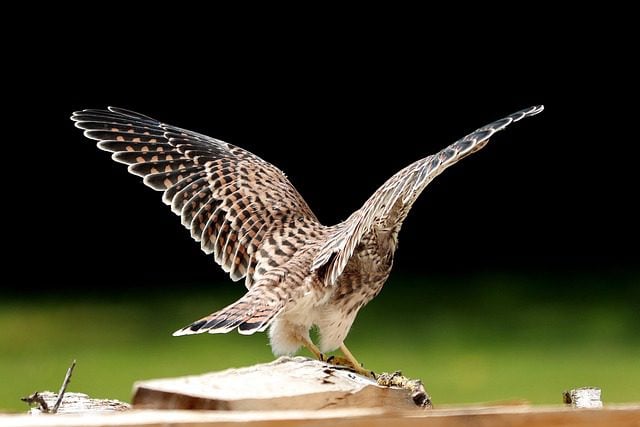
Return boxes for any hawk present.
[71,105,543,376]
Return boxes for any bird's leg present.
[298,335,327,361]
[325,343,376,378]
[298,334,375,378]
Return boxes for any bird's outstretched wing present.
[312,105,544,285]
[71,107,321,288]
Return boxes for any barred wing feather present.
[311,105,544,285]
[71,107,320,289]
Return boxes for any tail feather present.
[172,287,284,337]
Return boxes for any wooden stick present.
[51,359,76,413]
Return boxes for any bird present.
[71,105,543,377]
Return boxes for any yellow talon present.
[324,344,376,378]
[300,337,376,378]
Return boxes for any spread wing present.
[71,107,321,288]
[312,105,544,285]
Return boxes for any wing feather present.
[71,107,322,288]
[311,105,544,285]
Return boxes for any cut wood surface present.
[132,356,423,411]
[2,405,639,427]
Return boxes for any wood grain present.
[2,405,639,427]
[132,356,420,411]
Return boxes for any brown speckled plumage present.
[71,105,543,359]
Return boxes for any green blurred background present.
[2,272,638,412]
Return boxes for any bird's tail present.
[172,286,285,336]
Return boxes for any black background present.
[6,16,638,293]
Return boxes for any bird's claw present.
[322,355,376,378]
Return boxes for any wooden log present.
[132,356,425,411]
[21,391,130,414]
[1,405,639,427]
